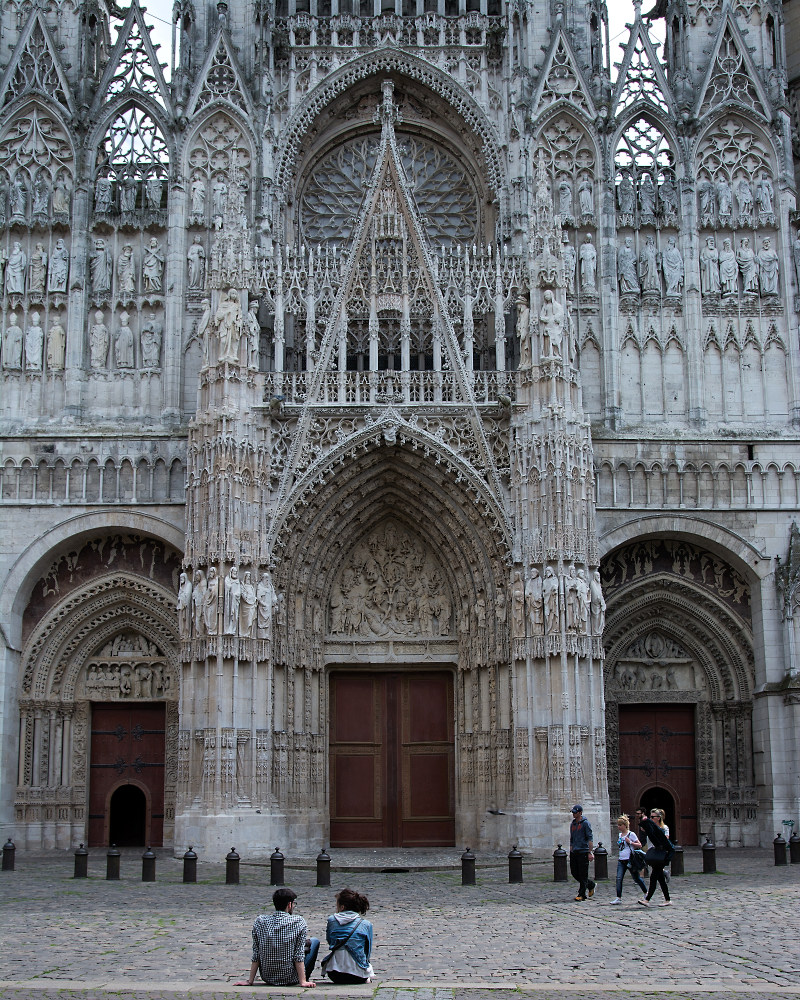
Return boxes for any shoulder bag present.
[321,917,364,975]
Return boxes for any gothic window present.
[106,15,164,103]
[186,112,252,229]
[3,18,70,110]
[299,134,479,246]
[0,107,74,224]
[695,117,775,229]
[193,38,249,115]
[95,105,169,217]
[615,32,669,114]
[614,117,676,227]
[698,28,767,118]
[538,115,597,226]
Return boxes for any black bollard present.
[73,843,89,879]
[774,833,788,866]
[270,847,285,886]
[141,846,156,882]
[461,846,476,885]
[594,842,608,881]
[790,832,800,864]
[226,847,240,885]
[553,844,568,882]
[702,837,716,873]
[106,844,121,880]
[670,844,684,876]
[2,838,16,872]
[508,844,523,884]
[316,847,331,887]
[183,846,197,883]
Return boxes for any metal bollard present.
[461,846,476,886]
[73,843,89,879]
[774,833,788,866]
[508,844,523,884]
[670,845,684,876]
[553,844,568,882]
[226,847,240,885]
[702,837,716,873]
[270,847,285,886]
[141,846,156,882]
[183,847,197,883]
[316,847,331,887]
[106,844,121,880]
[593,842,608,881]
[790,832,800,864]
[2,838,16,871]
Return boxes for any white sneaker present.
[658,900,673,906]
[609,897,622,904]
[637,897,650,906]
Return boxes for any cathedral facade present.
[0,0,798,854]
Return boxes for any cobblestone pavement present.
[0,849,799,999]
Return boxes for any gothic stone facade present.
[0,0,798,854]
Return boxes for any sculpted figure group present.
[511,564,605,638]
[180,567,278,640]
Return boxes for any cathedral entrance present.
[329,671,455,847]
[618,704,697,845]
[88,703,166,847]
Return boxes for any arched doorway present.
[639,786,676,840]
[109,784,147,846]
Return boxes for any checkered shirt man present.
[251,909,308,985]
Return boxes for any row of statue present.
[553,172,595,225]
[177,568,279,639]
[198,290,261,368]
[2,310,65,370]
[618,236,685,296]
[0,170,72,225]
[698,172,775,228]
[88,309,163,369]
[511,565,606,638]
[561,233,597,296]
[616,171,680,225]
[89,237,164,296]
[699,235,780,296]
[2,239,69,296]
[190,172,234,228]
[95,172,165,215]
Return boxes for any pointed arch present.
[529,29,597,120]
[93,1,173,114]
[0,10,75,114]
[613,112,680,228]
[186,30,254,119]
[610,17,674,119]
[694,11,773,121]
[535,109,600,228]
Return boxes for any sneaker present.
[658,900,673,906]
[637,898,650,907]
[609,898,622,905]
[574,895,586,901]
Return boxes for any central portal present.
[329,671,455,847]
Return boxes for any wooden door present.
[88,703,166,847]
[329,672,454,847]
[618,703,698,845]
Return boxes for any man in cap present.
[569,804,595,901]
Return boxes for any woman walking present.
[609,814,647,904]
[321,888,374,984]
[638,807,675,907]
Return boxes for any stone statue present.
[191,174,206,221]
[28,243,47,295]
[223,566,241,634]
[32,172,48,216]
[10,173,28,221]
[589,569,605,636]
[6,241,26,295]
[700,236,720,294]
[145,173,162,211]
[89,311,109,369]
[120,173,137,213]
[239,570,257,637]
[698,178,715,225]
[198,298,212,366]
[661,237,684,295]
[95,175,113,214]
[659,173,678,219]
[565,564,579,631]
[256,570,277,639]
[758,237,779,295]
[716,176,732,220]
[140,313,163,368]
[2,312,23,369]
[579,234,597,292]
[577,174,593,218]
[543,566,559,633]
[756,172,774,220]
[212,174,227,222]
[46,319,66,370]
[142,238,165,292]
[516,293,531,367]
[117,243,136,297]
[617,236,639,294]
[735,176,753,221]
[90,239,112,294]
[187,236,206,289]
[177,572,193,636]
[48,239,69,293]
[25,311,44,370]
[793,232,800,292]
[203,566,219,635]
[639,173,656,218]
[511,569,525,638]
[52,173,71,217]
[737,237,758,294]
[245,300,260,369]
[216,288,243,363]
[115,310,135,368]
[557,175,573,220]
[639,235,660,293]
[617,172,635,216]
[539,290,564,359]
[719,237,738,296]
[526,567,544,635]
[561,235,576,295]
[192,569,207,636]
[575,568,590,635]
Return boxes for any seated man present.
[235,887,319,988]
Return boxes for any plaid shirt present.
[251,910,308,985]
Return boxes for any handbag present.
[645,846,668,865]
[321,917,364,976]
[629,847,647,872]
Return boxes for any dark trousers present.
[327,970,369,984]
[570,851,595,898]
[645,862,671,902]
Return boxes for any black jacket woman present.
[637,811,674,906]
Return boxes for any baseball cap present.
[571,804,583,813]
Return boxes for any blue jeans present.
[616,858,647,897]
[305,937,321,978]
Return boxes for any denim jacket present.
[325,912,373,971]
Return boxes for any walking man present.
[235,887,319,988]
[569,804,595,901]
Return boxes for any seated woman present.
[321,888,374,984]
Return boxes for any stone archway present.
[600,537,757,847]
